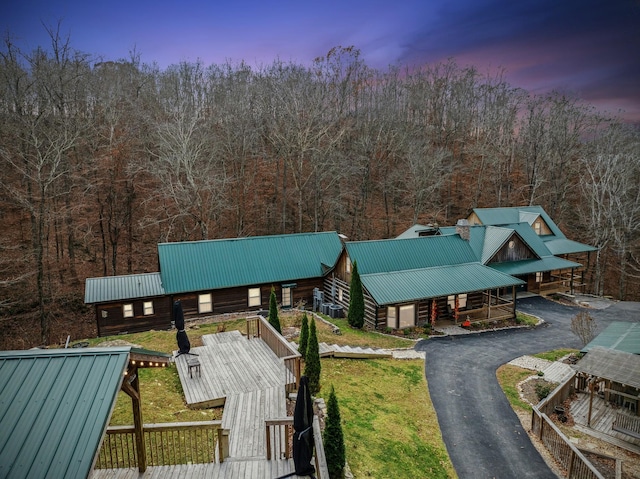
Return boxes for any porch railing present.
[531,376,604,479]
[247,315,301,393]
[95,421,228,469]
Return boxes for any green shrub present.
[304,318,321,395]
[299,313,309,359]
[535,382,553,401]
[324,386,346,479]
[268,287,281,334]
[347,261,364,329]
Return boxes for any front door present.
[282,287,292,308]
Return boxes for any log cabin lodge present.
[85,206,597,336]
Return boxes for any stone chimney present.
[456,219,470,241]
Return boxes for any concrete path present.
[418,296,640,479]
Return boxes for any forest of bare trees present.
[1,29,639,346]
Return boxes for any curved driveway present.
[416,296,640,479]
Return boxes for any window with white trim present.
[248,288,261,307]
[123,303,134,318]
[387,306,397,328]
[198,293,213,313]
[338,288,343,302]
[536,272,543,283]
[447,294,467,309]
[143,301,154,315]
[398,304,416,329]
[346,257,351,273]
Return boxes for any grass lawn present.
[320,358,456,479]
[88,312,454,477]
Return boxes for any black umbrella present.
[173,300,193,356]
[276,376,316,478]
[294,376,318,477]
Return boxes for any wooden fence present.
[95,421,227,469]
[531,376,605,479]
[247,315,301,393]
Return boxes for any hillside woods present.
[1,34,638,348]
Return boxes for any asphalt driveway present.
[417,296,640,479]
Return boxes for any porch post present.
[487,290,491,319]
[512,286,516,317]
[570,267,575,294]
[122,366,146,472]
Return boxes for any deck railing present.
[95,421,228,469]
[265,415,329,479]
[247,315,301,392]
[531,376,604,479]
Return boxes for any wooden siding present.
[96,297,172,337]
[173,278,324,321]
[488,234,536,264]
[533,217,552,235]
[468,211,481,225]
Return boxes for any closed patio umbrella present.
[276,375,316,478]
[286,375,317,478]
[173,300,192,356]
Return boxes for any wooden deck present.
[568,390,640,454]
[93,329,305,478]
[174,330,291,408]
[90,458,308,478]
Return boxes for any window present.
[398,304,416,329]
[457,294,468,309]
[338,288,343,302]
[387,306,397,328]
[346,257,351,273]
[123,303,134,318]
[248,288,261,307]
[448,294,467,309]
[508,240,515,249]
[198,293,213,313]
[536,272,543,283]
[282,287,292,308]
[143,301,154,315]
[533,221,542,235]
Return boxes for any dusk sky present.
[2,0,639,122]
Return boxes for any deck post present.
[512,286,516,317]
[121,366,147,472]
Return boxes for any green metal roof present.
[360,263,525,305]
[345,235,477,275]
[158,232,343,294]
[573,346,640,389]
[544,238,598,255]
[471,206,566,238]
[490,256,581,275]
[480,227,516,264]
[84,272,165,304]
[581,322,640,354]
[0,347,130,479]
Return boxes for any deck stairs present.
[289,341,393,359]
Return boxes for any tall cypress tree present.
[324,386,346,479]
[299,312,309,359]
[304,317,321,395]
[268,287,281,334]
[347,260,365,329]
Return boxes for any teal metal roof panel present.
[85,272,165,304]
[581,322,640,354]
[480,226,514,264]
[0,348,130,479]
[345,235,478,275]
[158,232,343,294]
[544,238,598,255]
[490,256,580,275]
[360,263,524,305]
[519,211,540,225]
[472,206,566,239]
